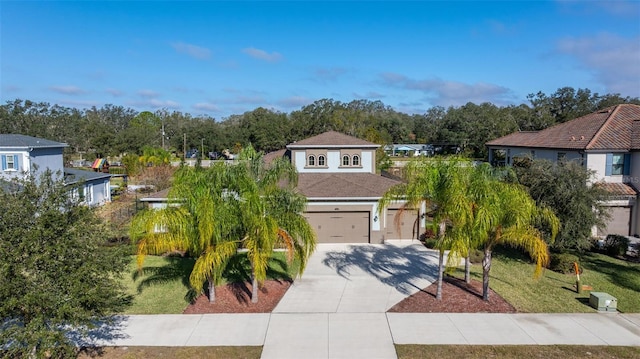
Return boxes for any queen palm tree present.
[379,157,472,300]
[234,145,316,303]
[130,162,241,302]
[472,178,559,301]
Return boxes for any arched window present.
[342,155,350,166]
[308,155,315,166]
[352,155,360,166]
[318,155,326,166]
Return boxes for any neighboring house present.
[1,134,67,181]
[275,131,423,243]
[0,134,111,206]
[385,144,434,157]
[486,104,640,238]
[64,168,112,206]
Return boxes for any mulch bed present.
[183,280,291,314]
[388,275,517,313]
[183,275,516,314]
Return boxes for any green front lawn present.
[463,249,640,313]
[122,251,299,314]
[396,345,640,359]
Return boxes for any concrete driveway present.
[262,242,439,359]
[273,242,440,313]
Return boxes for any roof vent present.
[571,136,576,141]
[580,136,585,140]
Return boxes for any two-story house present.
[486,104,640,238]
[0,134,111,206]
[267,131,422,243]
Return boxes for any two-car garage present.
[304,208,420,243]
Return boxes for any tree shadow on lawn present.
[132,255,198,302]
[132,253,294,305]
[322,244,439,295]
[220,254,293,305]
[580,253,640,292]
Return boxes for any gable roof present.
[0,134,68,149]
[287,131,379,149]
[297,172,400,199]
[486,104,640,151]
[64,168,111,184]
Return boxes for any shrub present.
[604,234,630,256]
[549,253,580,274]
[469,249,484,264]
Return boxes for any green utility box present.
[589,292,618,312]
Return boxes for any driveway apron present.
[262,243,439,359]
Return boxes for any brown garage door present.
[385,209,419,240]
[304,212,369,243]
[599,207,631,236]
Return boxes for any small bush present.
[549,253,580,274]
[604,234,630,256]
[469,249,484,264]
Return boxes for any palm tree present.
[234,145,316,303]
[130,162,241,302]
[470,173,559,301]
[379,157,472,300]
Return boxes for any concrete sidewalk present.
[91,312,640,358]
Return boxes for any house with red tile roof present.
[276,131,423,243]
[486,104,640,237]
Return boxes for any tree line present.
[1,87,638,161]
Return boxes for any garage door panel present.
[305,212,369,243]
[599,207,631,237]
[386,209,418,240]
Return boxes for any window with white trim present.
[352,155,360,166]
[318,155,326,166]
[1,154,19,171]
[342,155,350,166]
[308,155,315,166]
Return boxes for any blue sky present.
[2,1,639,120]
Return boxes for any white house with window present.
[486,104,640,237]
[0,134,111,206]
[267,131,423,243]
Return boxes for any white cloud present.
[242,47,283,62]
[57,99,100,107]
[127,99,180,109]
[171,42,212,60]
[106,88,123,97]
[193,102,220,112]
[137,89,159,98]
[379,73,514,107]
[277,96,313,108]
[313,67,348,83]
[49,85,87,95]
[353,91,385,99]
[556,33,640,96]
[149,99,180,108]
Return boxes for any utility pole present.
[161,122,165,150]
[201,138,205,160]
[183,133,187,160]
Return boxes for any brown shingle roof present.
[486,104,640,150]
[287,131,379,148]
[263,149,288,165]
[595,182,638,197]
[297,172,401,198]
